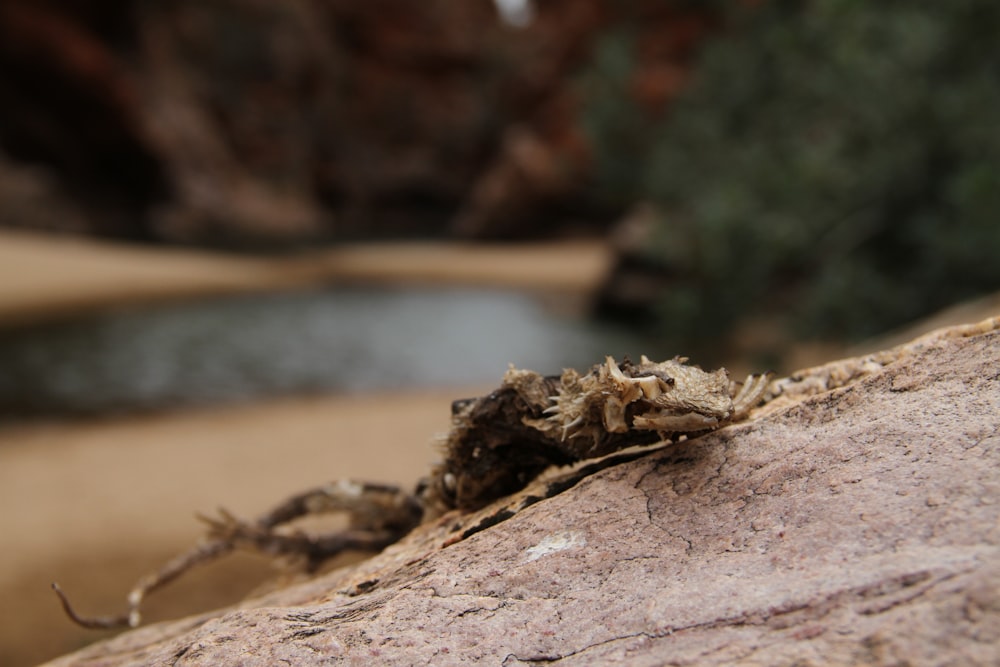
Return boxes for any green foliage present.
[581,0,1000,344]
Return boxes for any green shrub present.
[581,0,1000,347]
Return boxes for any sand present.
[0,390,472,666]
[0,230,607,666]
[0,230,613,326]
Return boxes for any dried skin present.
[422,356,769,514]
[55,355,770,629]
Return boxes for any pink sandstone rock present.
[46,318,1000,666]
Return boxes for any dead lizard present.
[53,355,771,629]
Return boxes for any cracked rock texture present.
[47,318,1000,666]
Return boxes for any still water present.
[0,286,650,417]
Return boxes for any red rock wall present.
[0,0,721,245]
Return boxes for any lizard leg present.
[54,480,422,629]
[199,480,423,570]
[731,372,773,418]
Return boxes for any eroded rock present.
[46,318,1000,666]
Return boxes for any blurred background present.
[2,1,999,664]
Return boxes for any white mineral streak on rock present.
[524,530,586,562]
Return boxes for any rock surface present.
[46,318,1000,666]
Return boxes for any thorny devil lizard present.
[54,355,771,629]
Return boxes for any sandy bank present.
[0,230,612,325]
[0,388,482,666]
